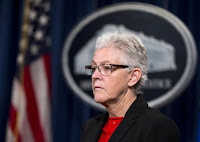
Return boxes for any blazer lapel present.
[91,113,109,142]
[108,117,137,142]
[108,94,148,142]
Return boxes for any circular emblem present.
[62,2,197,111]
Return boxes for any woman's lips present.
[94,86,102,90]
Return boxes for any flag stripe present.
[42,54,52,142]
[24,66,45,142]
[43,53,51,97]
[19,106,34,142]
[7,103,22,142]
[9,104,17,132]
[11,78,34,142]
[8,78,24,142]
[6,125,17,142]
[30,57,51,142]
[8,104,21,142]
[40,56,52,142]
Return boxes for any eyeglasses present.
[85,64,129,76]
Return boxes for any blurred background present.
[0,0,199,142]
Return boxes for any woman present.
[81,32,180,142]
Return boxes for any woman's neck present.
[104,92,137,117]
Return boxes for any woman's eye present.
[104,66,112,70]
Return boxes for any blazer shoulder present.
[142,107,175,123]
[139,107,180,140]
[143,107,180,141]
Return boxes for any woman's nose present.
[92,67,101,79]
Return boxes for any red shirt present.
[98,117,123,142]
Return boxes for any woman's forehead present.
[92,47,123,64]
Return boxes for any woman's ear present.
[128,68,142,87]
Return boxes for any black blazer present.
[81,94,180,142]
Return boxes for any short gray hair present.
[95,32,148,93]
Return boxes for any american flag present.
[6,0,52,141]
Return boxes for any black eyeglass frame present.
[85,64,129,76]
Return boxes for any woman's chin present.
[94,94,106,104]
[94,97,104,104]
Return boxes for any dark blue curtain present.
[0,0,22,141]
[0,0,199,142]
